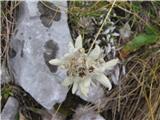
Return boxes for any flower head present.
[49,35,119,96]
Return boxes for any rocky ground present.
[1,1,160,120]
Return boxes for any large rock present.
[9,1,71,109]
[1,97,19,120]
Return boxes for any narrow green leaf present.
[120,26,160,58]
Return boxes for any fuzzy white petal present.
[72,82,78,94]
[120,22,131,39]
[89,45,101,60]
[79,82,89,97]
[49,59,64,66]
[64,52,74,60]
[77,77,91,96]
[112,32,120,36]
[80,85,89,97]
[95,73,112,90]
[62,77,73,86]
[68,42,75,53]
[107,34,111,40]
[97,58,119,72]
[109,26,116,32]
[103,28,110,34]
[83,77,91,88]
[75,35,82,49]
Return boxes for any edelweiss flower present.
[49,35,119,96]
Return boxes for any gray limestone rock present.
[1,97,19,120]
[9,1,71,110]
